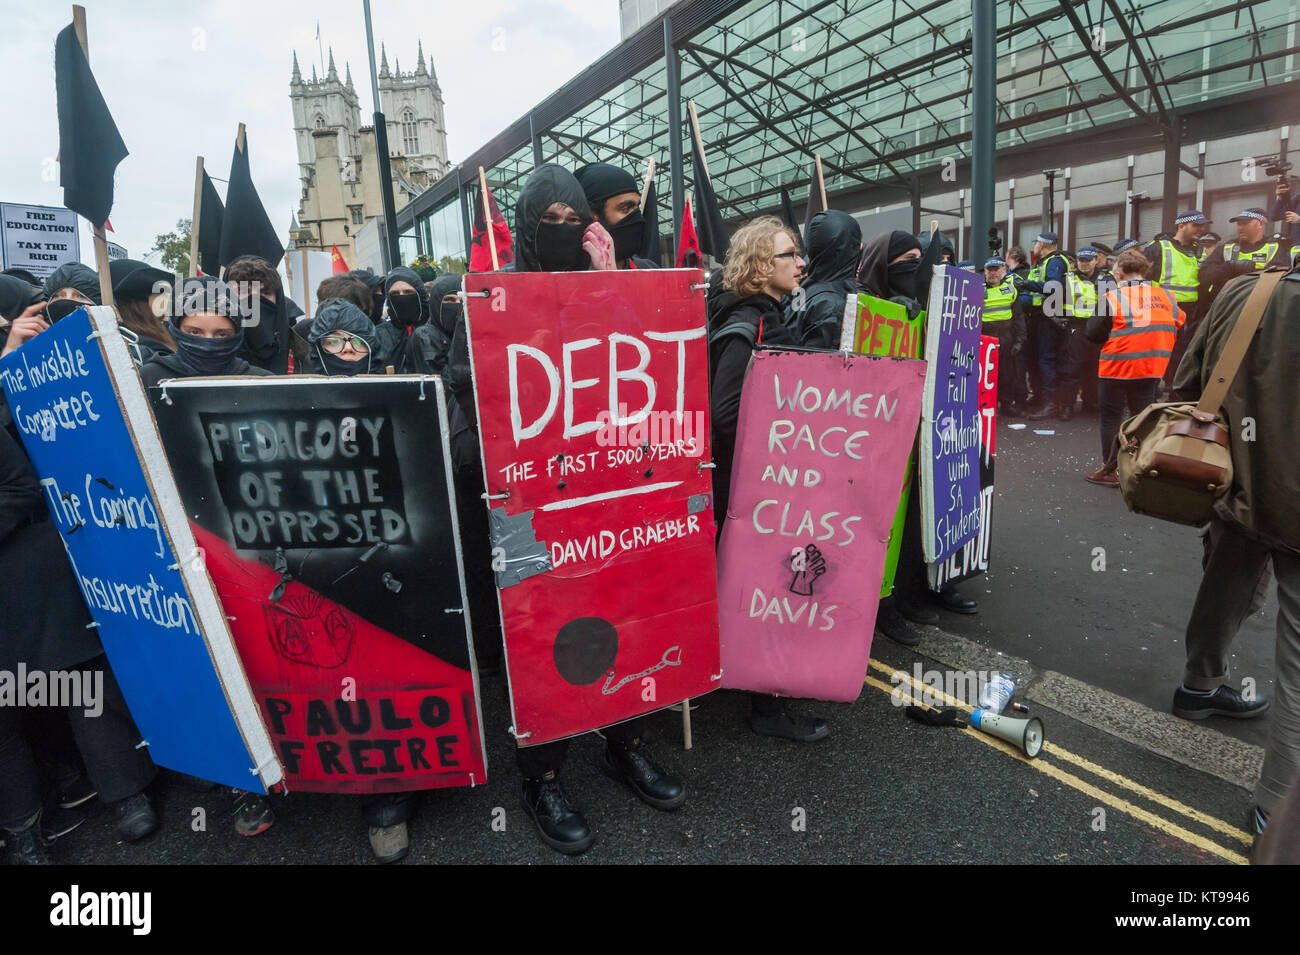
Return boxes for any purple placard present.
[920,265,984,564]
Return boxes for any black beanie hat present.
[574,162,640,210]
[888,231,922,261]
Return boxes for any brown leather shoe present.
[1085,465,1119,487]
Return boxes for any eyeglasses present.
[774,251,804,261]
[321,335,370,355]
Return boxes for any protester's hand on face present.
[1,311,50,356]
[583,221,617,270]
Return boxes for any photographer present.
[1268,171,1300,246]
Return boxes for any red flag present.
[330,244,348,273]
[675,198,702,268]
[469,184,513,272]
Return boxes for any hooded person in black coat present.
[371,265,452,376]
[0,421,158,858]
[857,230,980,644]
[305,300,378,376]
[787,210,862,348]
[446,163,677,856]
[140,277,275,388]
[42,263,101,306]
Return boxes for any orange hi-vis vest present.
[1098,280,1185,380]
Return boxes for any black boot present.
[1028,401,1058,420]
[749,697,830,742]
[4,811,51,865]
[522,772,594,855]
[602,736,685,810]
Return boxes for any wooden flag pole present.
[72,5,115,308]
[814,154,828,210]
[639,157,656,213]
[302,252,311,322]
[686,100,711,185]
[188,157,203,278]
[478,166,499,271]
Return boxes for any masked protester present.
[787,210,862,348]
[108,259,176,365]
[139,277,275,389]
[226,255,297,374]
[306,301,376,376]
[858,230,980,644]
[2,266,102,359]
[574,162,657,269]
[448,163,672,856]
[42,263,101,310]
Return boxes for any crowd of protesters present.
[1,161,1297,865]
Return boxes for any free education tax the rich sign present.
[465,270,721,746]
[0,308,280,791]
[152,377,486,793]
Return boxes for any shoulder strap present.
[1195,269,1287,418]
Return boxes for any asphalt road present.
[22,411,1277,866]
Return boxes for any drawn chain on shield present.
[789,543,827,596]
[551,616,682,695]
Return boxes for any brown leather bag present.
[1114,269,1285,526]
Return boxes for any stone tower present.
[377,40,449,180]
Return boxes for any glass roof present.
[432,0,1300,234]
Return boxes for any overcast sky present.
[1,0,620,269]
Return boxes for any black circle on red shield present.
[553,617,619,685]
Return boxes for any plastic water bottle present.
[978,672,1015,713]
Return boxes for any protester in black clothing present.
[225,255,295,374]
[140,277,275,389]
[447,163,681,856]
[708,216,835,743]
[108,259,175,366]
[786,210,862,348]
[371,266,450,375]
[574,161,657,270]
[349,270,387,324]
[305,300,377,376]
[856,230,979,644]
[0,414,157,862]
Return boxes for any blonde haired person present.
[706,216,830,742]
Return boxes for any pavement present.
[31,408,1279,865]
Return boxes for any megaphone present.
[968,709,1044,758]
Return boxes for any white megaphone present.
[968,708,1045,758]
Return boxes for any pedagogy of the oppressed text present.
[0,340,100,440]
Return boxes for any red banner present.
[464,270,721,745]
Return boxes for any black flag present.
[54,23,128,227]
[198,169,224,277]
[638,179,661,265]
[779,182,802,247]
[689,131,729,261]
[219,131,284,268]
[802,157,826,241]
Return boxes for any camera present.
[1258,155,1293,188]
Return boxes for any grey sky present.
[2,1,619,269]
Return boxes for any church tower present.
[377,40,450,180]
[289,49,362,179]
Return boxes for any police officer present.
[1056,247,1104,418]
[980,256,1026,416]
[1141,210,1208,307]
[1019,231,1072,419]
[1199,208,1290,302]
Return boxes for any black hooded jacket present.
[373,266,451,375]
[0,275,40,322]
[856,230,936,318]
[787,210,862,349]
[42,263,101,304]
[306,300,378,376]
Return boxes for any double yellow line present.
[865,658,1252,865]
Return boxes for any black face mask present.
[257,295,281,323]
[369,294,385,325]
[387,293,423,328]
[438,303,461,336]
[608,211,645,263]
[535,222,588,272]
[314,343,372,377]
[172,326,244,376]
[887,260,921,301]
[46,298,87,323]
